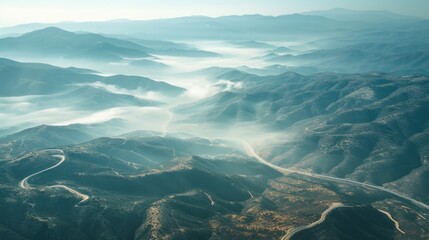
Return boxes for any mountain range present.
[0,27,218,67]
[2,11,418,41]
[177,70,429,203]
[1,8,428,240]
[0,58,184,97]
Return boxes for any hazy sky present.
[1,0,428,27]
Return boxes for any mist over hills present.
[269,42,429,74]
[0,15,344,40]
[1,7,429,240]
[177,71,429,203]
[0,58,184,97]
[0,27,152,61]
[2,10,421,41]
[0,27,218,72]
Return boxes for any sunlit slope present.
[178,71,429,202]
[2,128,425,239]
[0,131,287,240]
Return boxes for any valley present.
[0,6,429,240]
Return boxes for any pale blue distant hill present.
[303,8,421,23]
[0,27,219,63]
[0,13,370,40]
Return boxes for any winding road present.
[19,149,89,205]
[204,192,215,206]
[281,203,346,240]
[281,203,407,240]
[233,139,429,239]
[238,139,429,211]
[19,149,65,189]
[47,185,90,205]
[378,209,405,234]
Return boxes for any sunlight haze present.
[1,0,428,27]
[1,1,429,239]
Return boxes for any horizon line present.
[1,8,425,29]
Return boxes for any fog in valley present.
[1,5,429,240]
[0,37,309,141]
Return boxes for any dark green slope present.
[291,205,397,240]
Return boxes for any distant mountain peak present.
[303,8,420,23]
[22,26,73,36]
